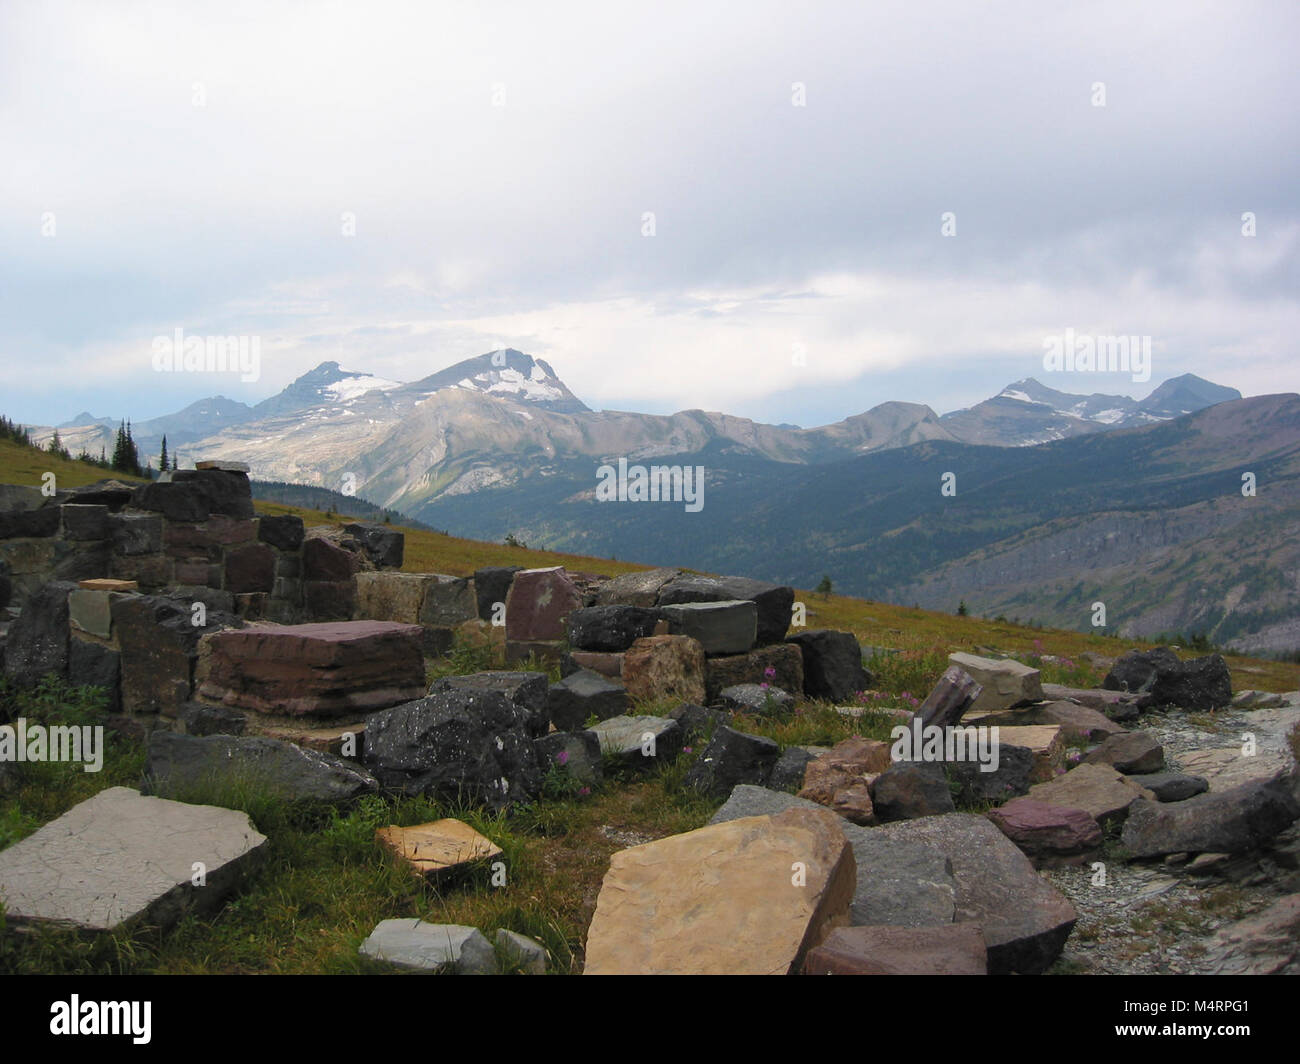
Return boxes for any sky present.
[2,0,1297,429]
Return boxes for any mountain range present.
[29,350,1296,655]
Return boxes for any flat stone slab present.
[948,653,1043,712]
[589,714,682,767]
[1173,707,1300,792]
[359,919,496,973]
[804,923,987,975]
[77,578,138,592]
[660,600,757,656]
[0,786,266,932]
[376,819,502,876]
[1027,762,1156,826]
[196,460,251,472]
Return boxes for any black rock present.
[666,702,731,741]
[180,701,248,737]
[768,747,819,793]
[565,604,663,652]
[872,760,957,822]
[257,513,305,551]
[2,581,75,685]
[363,688,542,811]
[535,730,603,786]
[344,522,404,569]
[430,671,551,738]
[684,725,780,799]
[1121,773,1300,857]
[0,506,61,539]
[545,669,630,731]
[1127,771,1209,803]
[473,566,522,622]
[945,744,1035,806]
[784,629,873,702]
[60,504,110,541]
[658,574,795,645]
[133,481,211,522]
[168,468,255,519]
[63,479,136,511]
[109,513,163,556]
[1103,647,1232,710]
[67,638,121,714]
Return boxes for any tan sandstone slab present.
[77,578,139,592]
[948,652,1043,713]
[377,819,502,876]
[583,807,856,975]
[1027,762,1155,826]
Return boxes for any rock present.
[0,505,62,539]
[302,536,362,582]
[376,818,502,876]
[948,652,1043,712]
[565,604,664,652]
[564,650,623,678]
[495,929,548,974]
[3,580,75,685]
[872,813,1077,974]
[660,600,757,656]
[717,683,795,715]
[473,565,522,621]
[359,920,497,974]
[1176,709,1300,791]
[657,573,795,644]
[945,740,1035,806]
[684,725,781,798]
[133,480,213,522]
[1026,699,1127,740]
[180,701,247,737]
[1121,774,1300,858]
[804,924,988,975]
[1126,771,1210,803]
[992,724,1065,782]
[67,638,121,712]
[363,687,542,811]
[68,588,114,639]
[589,714,682,769]
[505,566,582,642]
[769,747,819,793]
[1027,763,1157,827]
[0,786,266,932]
[666,702,731,741]
[430,671,551,739]
[343,522,404,569]
[912,666,982,729]
[545,669,629,731]
[705,643,804,702]
[1083,731,1165,775]
[534,730,604,785]
[197,620,425,717]
[621,634,707,704]
[986,799,1102,866]
[167,467,255,519]
[60,504,109,541]
[418,575,478,628]
[257,513,305,551]
[785,629,873,702]
[1040,683,1144,721]
[872,760,956,822]
[1103,647,1232,710]
[1232,689,1286,710]
[583,807,856,974]
[1201,893,1300,974]
[594,567,683,608]
[798,737,892,824]
[305,577,356,623]
[354,571,429,624]
[224,543,275,594]
[144,731,378,803]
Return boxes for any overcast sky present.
[2,0,1296,428]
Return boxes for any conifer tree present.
[159,435,169,473]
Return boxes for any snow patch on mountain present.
[325,375,402,402]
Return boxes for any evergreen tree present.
[159,435,169,473]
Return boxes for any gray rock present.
[785,629,874,702]
[1121,773,1300,858]
[660,600,757,655]
[343,522,404,568]
[595,567,683,608]
[144,731,378,803]
[657,574,794,645]
[109,512,163,556]
[418,575,477,627]
[534,730,603,785]
[180,701,247,737]
[1083,731,1165,774]
[1126,771,1208,803]
[769,747,818,793]
[589,714,682,769]
[430,671,551,738]
[359,920,497,973]
[717,682,795,715]
[0,505,61,539]
[684,725,780,799]
[363,688,542,811]
[3,580,75,685]
[873,760,958,821]
[945,743,1035,805]
[545,668,630,731]
[473,565,522,621]
[666,702,731,740]
[167,468,255,520]
[565,604,664,652]
[0,786,266,932]
[1201,893,1300,974]
[60,504,110,541]
[495,928,548,974]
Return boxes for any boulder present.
[343,522,404,569]
[224,543,275,594]
[564,650,623,679]
[593,567,682,608]
[545,669,630,731]
[302,536,362,582]
[535,730,604,786]
[0,505,62,539]
[565,604,664,652]
[666,702,731,741]
[945,741,1036,805]
[60,504,110,541]
[704,643,804,702]
[986,798,1102,866]
[2,580,75,685]
[684,725,781,799]
[0,786,266,932]
[804,924,988,976]
[1103,647,1232,710]
[504,566,582,642]
[990,724,1065,782]
[1040,683,1144,721]
[717,683,795,715]
[473,565,522,621]
[798,737,892,824]
[363,687,542,811]
[589,714,683,769]
[911,665,982,729]
[143,731,378,803]
[257,513,305,551]
[583,808,856,975]
[180,701,247,737]
[1027,762,1156,827]
[354,571,429,624]
[68,588,114,639]
[785,629,873,702]
[871,760,956,822]
[418,575,478,628]
[496,929,548,974]
[166,467,255,519]
[375,818,502,876]
[1121,774,1300,858]
[948,652,1043,712]
[656,573,795,644]
[1025,699,1127,740]
[1083,731,1165,775]
[359,920,497,974]
[660,599,757,655]
[430,671,551,739]
[197,620,425,717]
[622,634,707,705]
[109,513,163,556]
[1126,771,1209,803]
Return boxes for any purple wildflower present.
[556,750,569,766]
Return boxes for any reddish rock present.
[303,580,357,621]
[174,560,221,586]
[303,536,362,582]
[504,567,582,642]
[798,737,892,825]
[225,543,275,594]
[569,650,624,678]
[196,620,426,717]
[986,798,1103,866]
[804,924,988,975]
[621,634,707,705]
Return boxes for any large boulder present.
[660,600,757,656]
[1121,774,1300,858]
[1082,731,1164,775]
[565,605,664,652]
[1103,647,1232,710]
[535,730,604,786]
[871,760,956,823]
[622,634,707,704]
[804,924,987,976]
[594,567,682,608]
[196,620,425,717]
[986,798,1102,866]
[785,629,873,702]
[947,653,1043,713]
[684,725,781,799]
[1027,762,1156,827]
[429,671,551,738]
[945,741,1036,805]
[257,513,305,551]
[143,731,378,803]
[354,571,430,624]
[363,688,542,811]
[545,669,630,731]
[164,467,256,519]
[583,808,856,974]
[343,522,404,569]
[657,573,794,645]
[504,566,582,642]
[418,575,478,628]
[2,580,75,685]
[798,737,892,824]
[473,566,522,621]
